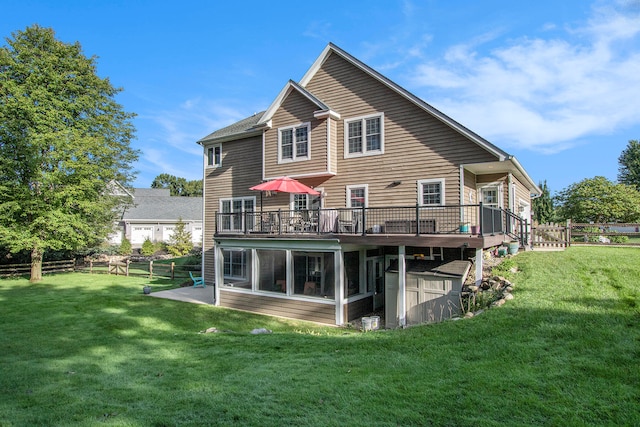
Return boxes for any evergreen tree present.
[532,180,554,223]
[618,139,640,190]
[166,218,193,257]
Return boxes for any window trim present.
[344,113,384,158]
[417,178,445,207]
[278,122,311,163]
[346,184,369,208]
[222,249,248,281]
[478,183,503,209]
[206,143,222,168]
[219,196,256,232]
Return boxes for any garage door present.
[131,226,153,244]
[192,226,203,245]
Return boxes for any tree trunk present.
[30,247,43,283]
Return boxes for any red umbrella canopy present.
[250,176,320,195]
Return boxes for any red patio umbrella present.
[250,176,320,195]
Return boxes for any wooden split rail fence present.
[0,259,201,280]
[0,259,76,277]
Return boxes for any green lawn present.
[1,247,639,426]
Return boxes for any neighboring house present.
[197,43,540,327]
[110,188,203,248]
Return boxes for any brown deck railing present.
[215,203,528,242]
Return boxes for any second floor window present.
[279,123,310,162]
[345,113,384,158]
[206,144,222,168]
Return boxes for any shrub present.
[141,238,155,256]
[119,238,132,255]
[610,234,630,244]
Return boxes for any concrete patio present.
[148,285,214,305]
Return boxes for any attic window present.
[278,123,310,163]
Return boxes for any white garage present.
[131,226,154,244]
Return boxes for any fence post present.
[90,260,93,274]
[567,219,571,247]
[171,262,175,280]
[149,260,153,279]
[126,260,130,276]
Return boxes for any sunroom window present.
[221,249,252,289]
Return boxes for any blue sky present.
[2,0,640,196]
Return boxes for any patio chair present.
[189,271,205,288]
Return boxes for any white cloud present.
[133,98,260,185]
[407,4,640,153]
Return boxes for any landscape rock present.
[491,299,506,308]
[250,328,272,335]
[203,327,219,333]
[504,293,514,300]
[464,311,474,318]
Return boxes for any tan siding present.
[264,90,329,178]
[202,134,263,284]
[300,51,498,209]
[513,176,532,207]
[463,170,478,205]
[220,291,336,324]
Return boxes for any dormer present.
[257,80,339,180]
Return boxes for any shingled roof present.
[197,111,265,144]
[122,189,202,221]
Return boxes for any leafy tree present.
[618,139,640,190]
[0,25,138,282]
[532,180,555,224]
[151,173,202,197]
[166,218,193,256]
[555,176,640,223]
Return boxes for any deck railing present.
[215,203,526,240]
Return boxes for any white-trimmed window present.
[479,183,503,208]
[219,197,255,232]
[418,179,445,206]
[347,185,368,208]
[344,113,384,158]
[279,123,310,162]
[222,249,247,280]
[206,144,222,168]
[291,194,308,211]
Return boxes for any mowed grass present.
[1,246,639,426]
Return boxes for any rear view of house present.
[198,43,539,327]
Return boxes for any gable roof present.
[122,189,202,222]
[259,80,341,125]
[195,43,540,195]
[298,43,509,161]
